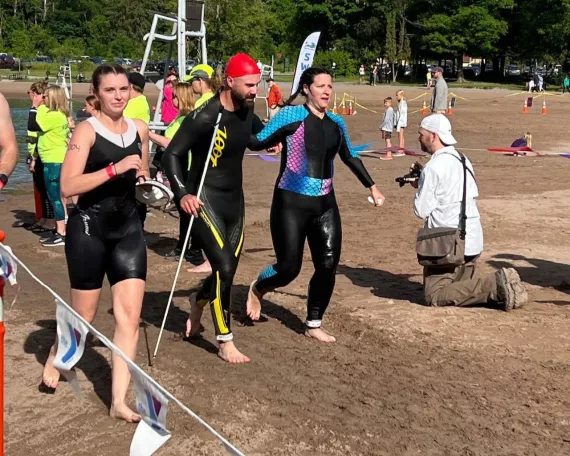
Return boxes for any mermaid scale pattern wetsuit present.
[249,104,375,328]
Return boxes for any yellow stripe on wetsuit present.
[234,221,244,257]
[200,210,224,248]
[212,271,230,334]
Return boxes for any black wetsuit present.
[65,117,147,290]
[28,106,54,220]
[248,104,375,328]
[162,93,263,342]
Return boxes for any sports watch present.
[0,174,8,190]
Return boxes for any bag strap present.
[457,153,468,239]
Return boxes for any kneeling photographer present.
[409,115,527,310]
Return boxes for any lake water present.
[7,98,84,189]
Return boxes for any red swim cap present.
[225,53,260,78]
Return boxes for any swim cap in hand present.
[225,54,260,79]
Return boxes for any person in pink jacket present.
[161,73,179,125]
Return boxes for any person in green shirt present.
[563,75,570,94]
[184,63,220,109]
[29,85,72,246]
[124,72,150,124]
[149,82,205,262]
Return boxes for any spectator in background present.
[161,73,179,126]
[266,78,283,121]
[359,64,365,84]
[370,62,377,87]
[563,75,570,94]
[430,66,448,114]
[29,86,71,246]
[23,82,55,233]
[124,72,150,124]
[123,72,150,226]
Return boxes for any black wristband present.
[0,174,8,189]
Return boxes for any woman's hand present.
[369,185,385,206]
[114,154,142,175]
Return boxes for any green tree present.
[9,29,34,58]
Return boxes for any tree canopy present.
[0,0,567,77]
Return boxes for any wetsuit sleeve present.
[335,117,375,188]
[251,114,265,135]
[162,113,209,199]
[28,108,41,132]
[247,108,299,151]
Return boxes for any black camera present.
[395,163,422,187]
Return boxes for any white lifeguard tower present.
[141,0,208,131]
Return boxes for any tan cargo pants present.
[423,255,498,307]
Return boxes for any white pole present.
[153,107,224,359]
[141,15,159,75]
[178,0,186,78]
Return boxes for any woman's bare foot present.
[246,281,262,321]
[188,260,212,274]
[185,294,204,338]
[42,347,61,389]
[218,341,251,363]
[305,327,336,343]
[110,402,142,423]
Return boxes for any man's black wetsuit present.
[248,104,375,329]
[162,93,263,342]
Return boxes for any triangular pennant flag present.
[53,300,89,374]
[130,419,171,456]
[129,366,171,456]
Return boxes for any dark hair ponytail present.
[282,66,331,107]
[91,64,129,93]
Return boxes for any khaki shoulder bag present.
[416,152,467,267]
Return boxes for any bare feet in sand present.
[246,281,262,321]
[185,294,204,338]
[110,402,141,423]
[188,260,212,274]
[305,327,336,343]
[42,347,61,389]
[218,341,251,363]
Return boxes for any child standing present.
[380,97,395,159]
[395,90,407,155]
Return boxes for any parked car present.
[506,64,521,76]
[0,55,16,69]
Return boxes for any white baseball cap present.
[420,114,457,145]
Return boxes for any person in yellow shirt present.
[29,86,71,246]
[124,72,150,124]
[184,63,220,109]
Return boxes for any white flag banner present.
[0,244,18,286]
[291,32,321,95]
[130,419,171,456]
[52,300,89,396]
[130,366,171,456]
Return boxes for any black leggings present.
[33,157,54,219]
[65,201,147,290]
[255,189,342,327]
[194,186,244,341]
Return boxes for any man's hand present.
[180,194,204,217]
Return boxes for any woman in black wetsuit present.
[246,67,385,342]
[41,64,150,422]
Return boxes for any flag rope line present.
[0,244,245,456]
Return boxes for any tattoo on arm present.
[68,143,80,152]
